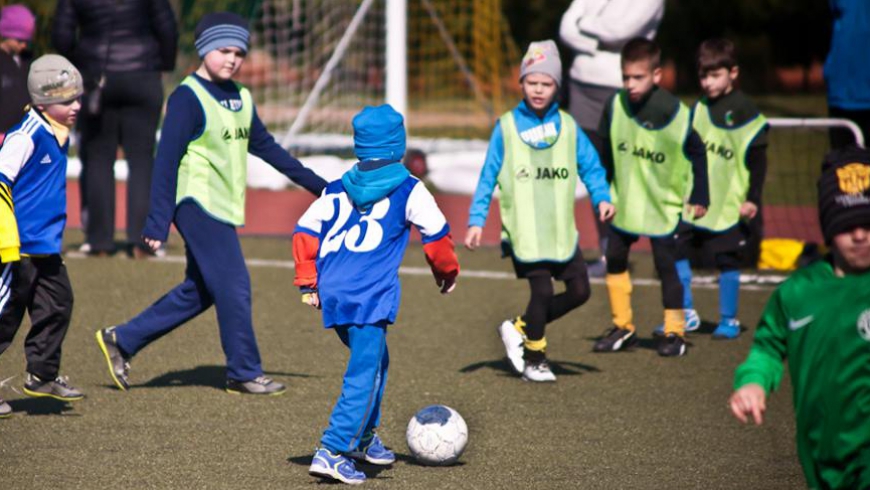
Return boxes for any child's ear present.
[652,66,663,85]
[729,66,740,81]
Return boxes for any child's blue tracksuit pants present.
[114,201,263,382]
[321,322,389,453]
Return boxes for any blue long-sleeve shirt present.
[142,73,327,241]
[468,101,610,228]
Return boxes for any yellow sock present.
[524,337,547,352]
[513,316,528,339]
[606,272,634,332]
[664,309,686,336]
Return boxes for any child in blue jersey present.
[95,12,327,396]
[465,40,614,382]
[0,54,85,417]
[293,105,460,485]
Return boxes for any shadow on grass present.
[585,334,689,352]
[132,365,314,391]
[696,320,719,335]
[459,358,599,376]
[394,452,466,468]
[7,397,79,416]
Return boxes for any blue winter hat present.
[194,12,250,58]
[352,105,406,161]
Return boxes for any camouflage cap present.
[27,54,83,105]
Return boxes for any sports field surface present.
[0,232,803,489]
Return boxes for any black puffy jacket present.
[51,0,178,77]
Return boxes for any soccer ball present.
[406,405,468,466]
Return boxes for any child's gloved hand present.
[300,288,321,309]
[435,274,456,294]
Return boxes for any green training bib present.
[176,76,253,226]
[609,91,691,236]
[691,100,767,231]
[497,110,578,262]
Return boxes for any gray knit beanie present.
[519,40,562,87]
[27,54,83,105]
[194,12,250,58]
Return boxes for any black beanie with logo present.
[817,146,870,243]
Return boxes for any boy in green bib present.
[593,38,709,357]
[659,39,768,340]
[95,12,327,395]
[465,40,614,382]
[730,147,870,490]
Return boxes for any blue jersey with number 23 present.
[294,176,450,327]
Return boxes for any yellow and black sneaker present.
[23,374,84,402]
[0,397,11,418]
[656,334,687,357]
[226,376,286,396]
[96,327,131,391]
[593,326,637,353]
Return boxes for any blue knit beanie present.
[352,105,406,161]
[194,12,249,58]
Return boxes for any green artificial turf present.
[0,233,802,489]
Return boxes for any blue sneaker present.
[349,433,395,465]
[653,309,700,336]
[712,318,741,340]
[309,448,366,485]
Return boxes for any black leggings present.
[523,274,591,341]
[605,228,683,310]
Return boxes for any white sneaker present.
[0,397,11,418]
[498,318,525,374]
[522,359,556,382]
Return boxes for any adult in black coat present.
[53,0,178,257]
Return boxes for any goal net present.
[762,118,864,245]
[219,0,522,154]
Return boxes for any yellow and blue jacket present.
[0,109,71,262]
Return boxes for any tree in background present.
[5,0,834,93]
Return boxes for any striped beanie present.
[194,12,249,59]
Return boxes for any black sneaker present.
[593,327,637,352]
[23,374,84,401]
[0,397,11,418]
[657,334,687,357]
[96,327,130,391]
[226,376,286,396]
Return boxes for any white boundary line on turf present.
[64,252,782,291]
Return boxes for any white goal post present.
[768,117,864,147]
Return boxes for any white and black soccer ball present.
[406,404,468,466]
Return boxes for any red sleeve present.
[423,234,460,281]
[292,232,320,288]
